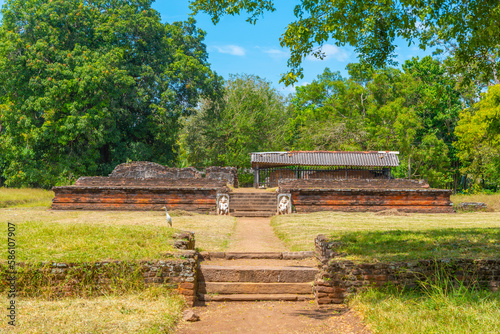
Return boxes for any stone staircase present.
[230,193,277,217]
[197,252,318,302]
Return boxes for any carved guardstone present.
[277,194,292,215]
[217,194,230,215]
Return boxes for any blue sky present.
[0,0,433,95]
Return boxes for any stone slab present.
[198,282,314,294]
[198,293,314,302]
[199,265,318,283]
[225,252,283,260]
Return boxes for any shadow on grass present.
[332,228,500,262]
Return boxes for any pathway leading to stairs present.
[227,217,286,252]
[176,216,371,334]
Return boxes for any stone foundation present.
[284,188,453,213]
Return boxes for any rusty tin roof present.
[251,151,400,168]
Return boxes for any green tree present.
[180,74,288,168]
[0,0,221,188]
[455,85,500,191]
[286,57,465,188]
[190,0,500,85]
[285,68,367,151]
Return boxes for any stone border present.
[314,234,500,305]
[1,251,199,306]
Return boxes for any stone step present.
[230,199,276,202]
[199,251,315,260]
[230,199,277,204]
[199,265,318,283]
[231,211,274,217]
[230,194,276,197]
[230,201,276,205]
[197,293,314,302]
[198,282,314,294]
[230,205,276,211]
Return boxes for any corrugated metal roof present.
[251,151,399,168]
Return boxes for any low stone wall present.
[52,186,221,212]
[285,188,453,213]
[205,166,239,188]
[279,178,430,190]
[314,235,500,305]
[110,162,202,179]
[1,251,199,306]
[74,177,226,188]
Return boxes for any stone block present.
[179,282,195,290]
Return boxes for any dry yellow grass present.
[0,288,185,333]
[271,211,500,252]
[0,188,54,208]
[451,193,500,211]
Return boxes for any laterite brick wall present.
[285,188,453,213]
[52,185,222,212]
[1,251,199,306]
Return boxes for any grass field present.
[0,287,185,333]
[272,211,500,252]
[1,208,236,262]
[353,285,500,334]
[272,193,500,262]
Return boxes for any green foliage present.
[180,74,288,168]
[190,0,500,85]
[237,170,254,187]
[0,0,221,188]
[455,85,500,191]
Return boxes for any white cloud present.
[261,48,289,59]
[305,44,350,62]
[212,45,246,56]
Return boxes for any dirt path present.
[176,301,371,334]
[227,217,286,252]
[175,217,371,334]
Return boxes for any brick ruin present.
[279,179,453,213]
[51,162,233,212]
[52,161,454,213]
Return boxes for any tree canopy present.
[0,0,221,187]
[179,74,288,168]
[190,0,500,85]
[455,85,500,190]
[283,56,471,188]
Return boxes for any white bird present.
[161,206,172,227]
